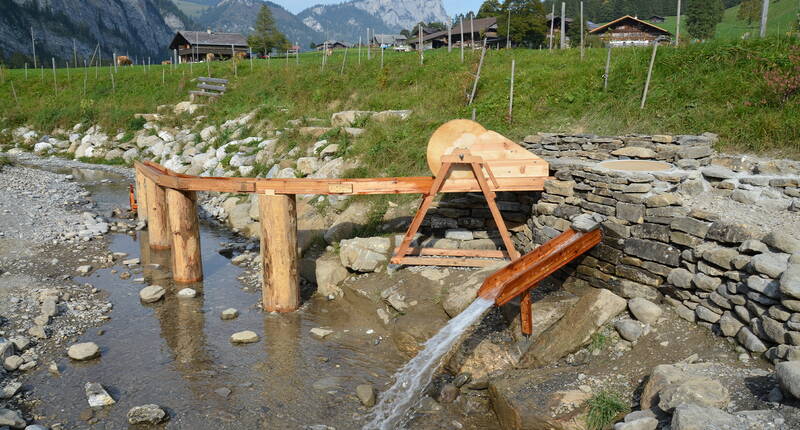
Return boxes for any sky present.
[278,0,484,17]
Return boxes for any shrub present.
[763,46,800,103]
[585,391,629,430]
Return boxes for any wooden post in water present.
[166,189,203,283]
[641,41,659,109]
[259,193,300,312]
[135,168,149,221]
[145,176,171,249]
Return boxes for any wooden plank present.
[395,248,507,258]
[259,194,300,312]
[521,290,533,336]
[166,189,203,283]
[392,256,501,267]
[189,90,221,98]
[134,166,148,222]
[197,83,227,92]
[198,76,228,84]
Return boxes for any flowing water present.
[363,297,495,430]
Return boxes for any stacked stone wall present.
[515,132,800,363]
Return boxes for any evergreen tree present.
[247,5,288,54]
[477,0,502,18]
[686,0,724,40]
[499,0,547,47]
[737,0,760,25]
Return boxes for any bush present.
[585,391,629,430]
[763,46,800,103]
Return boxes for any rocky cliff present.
[0,0,192,65]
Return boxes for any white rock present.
[230,331,260,344]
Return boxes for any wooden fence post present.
[509,59,516,123]
[145,177,171,249]
[468,39,488,105]
[641,41,659,109]
[259,193,299,312]
[166,189,203,283]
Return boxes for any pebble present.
[177,288,197,299]
[230,331,260,344]
[139,285,166,303]
[221,308,239,320]
[127,404,168,425]
[355,384,375,407]
[310,328,334,339]
[85,382,115,407]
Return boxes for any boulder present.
[641,362,721,409]
[780,264,800,299]
[518,288,626,368]
[391,307,450,356]
[323,201,369,244]
[751,252,789,278]
[315,257,349,297]
[615,319,645,342]
[0,408,26,429]
[671,404,736,430]
[296,157,320,175]
[339,237,391,273]
[777,361,800,400]
[657,377,729,412]
[441,264,505,317]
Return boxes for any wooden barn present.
[589,15,672,47]
[410,17,503,50]
[169,30,248,63]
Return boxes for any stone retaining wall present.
[515,132,800,363]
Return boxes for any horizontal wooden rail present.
[135,161,551,195]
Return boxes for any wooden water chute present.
[476,227,604,336]
[133,120,552,313]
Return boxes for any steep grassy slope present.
[1,36,799,177]
[658,0,798,39]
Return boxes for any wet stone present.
[85,382,115,407]
[139,285,165,303]
[67,342,100,361]
[0,408,26,429]
[439,383,459,403]
[356,384,375,407]
[127,404,168,425]
[230,331,260,344]
[221,308,239,320]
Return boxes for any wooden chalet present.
[315,40,350,50]
[169,30,248,63]
[546,13,575,47]
[648,15,666,23]
[372,34,407,47]
[589,15,672,47]
[409,17,503,50]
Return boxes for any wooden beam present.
[393,256,501,267]
[144,175,171,250]
[521,290,533,336]
[259,193,300,312]
[166,189,203,283]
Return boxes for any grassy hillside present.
[1,37,799,177]
[171,0,210,18]
[658,0,798,40]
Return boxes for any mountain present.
[298,0,451,41]
[195,0,321,50]
[0,0,193,65]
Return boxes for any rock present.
[763,232,800,254]
[221,308,239,320]
[628,298,662,324]
[519,288,626,367]
[67,342,100,361]
[1,382,22,399]
[625,238,680,266]
[3,356,23,371]
[127,404,167,425]
[310,328,334,339]
[139,285,165,303]
[330,110,374,127]
[439,383,459,403]
[447,338,517,381]
[544,180,575,197]
[177,288,197,299]
[701,166,736,180]
[372,110,412,122]
[614,417,657,430]
[736,327,767,353]
[667,268,693,289]
[85,382,115,407]
[76,265,92,275]
[718,312,744,337]
[612,147,656,158]
[355,384,375,407]
[780,264,800,299]
[706,222,758,244]
[445,229,474,241]
[671,404,736,430]
[230,331,260,344]
[777,361,800,399]
[442,264,504,317]
[339,237,391,272]
[323,201,368,244]
[215,387,232,398]
[571,213,603,232]
[657,377,730,412]
[315,257,349,297]
[751,253,789,278]
[615,319,645,342]
[0,408,26,429]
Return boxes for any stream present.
[21,164,410,429]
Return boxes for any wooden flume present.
[134,120,555,312]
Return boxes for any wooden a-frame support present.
[392,149,521,268]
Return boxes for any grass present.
[0,36,799,179]
[589,332,607,352]
[657,0,799,40]
[0,154,11,170]
[585,391,629,430]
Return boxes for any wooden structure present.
[190,77,228,101]
[411,17,502,50]
[169,30,248,63]
[546,13,575,48]
[133,120,550,312]
[315,41,349,50]
[590,15,672,47]
[477,228,603,335]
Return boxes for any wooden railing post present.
[134,166,149,221]
[259,193,299,312]
[145,176,171,249]
[166,189,203,283]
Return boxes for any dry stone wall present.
[515,132,800,363]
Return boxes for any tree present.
[477,0,502,18]
[498,0,548,48]
[247,5,288,54]
[737,0,760,25]
[686,0,724,40]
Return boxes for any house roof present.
[170,31,248,49]
[315,40,350,48]
[451,17,498,35]
[374,34,407,44]
[589,15,672,36]
[546,14,575,23]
